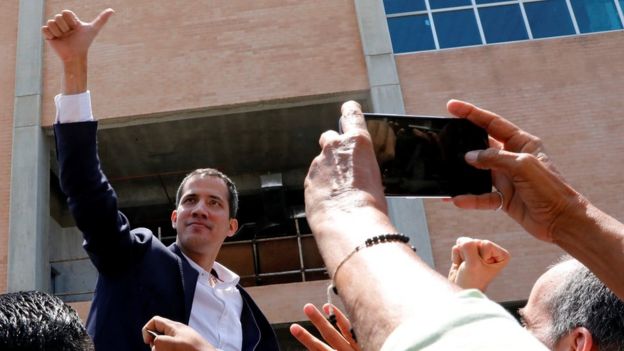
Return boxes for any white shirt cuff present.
[54,91,94,124]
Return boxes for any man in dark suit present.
[43,9,278,351]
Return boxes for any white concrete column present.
[353,0,434,266]
[8,0,50,291]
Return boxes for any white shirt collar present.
[180,252,240,287]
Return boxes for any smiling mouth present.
[187,222,213,230]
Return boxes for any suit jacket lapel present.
[169,243,199,323]
[239,287,261,351]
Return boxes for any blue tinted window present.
[430,0,471,10]
[434,10,482,48]
[388,15,436,52]
[384,0,426,14]
[571,0,623,32]
[525,0,575,38]
[479,5,529,43]
[476,0,507,3]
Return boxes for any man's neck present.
[177,243,220,273]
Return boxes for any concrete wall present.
[396,31,624,301]
[49,219,96,302]
[247,280,345,324]
[41,0,369,126]
[0,2,20,292]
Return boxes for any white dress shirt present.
[183,254,244,351]
[55,92,244,351]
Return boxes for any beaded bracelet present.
[326,233,416,326]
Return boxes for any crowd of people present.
[2,7,622,351]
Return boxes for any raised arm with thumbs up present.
[42,8,114,94]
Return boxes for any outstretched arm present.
[305,101,462,350]
[42,8,114,94]
[46,9,148,274]
[447,99,624,300]
[447,237,510,292]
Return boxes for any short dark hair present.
[175,168,239,218]
[0,291,93,350]
[547,260,624,351]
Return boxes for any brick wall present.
[396,32,624,301]
[41,0,368,125]
[0,2,19,293]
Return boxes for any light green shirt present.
[381,290,548,351]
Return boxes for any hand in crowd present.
[446,99,585,243]
[290,303,360,351]
[142,316,216,351]
[447,237,510,292]
[447,99,624,301]
[304,101,395,268]
[304,101,463,350]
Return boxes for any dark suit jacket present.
[54,121,279,351]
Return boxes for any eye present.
[209,199,222,207]
[183,197,196,204]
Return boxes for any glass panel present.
[384,0,426,14]
[301,236,324,268]
[433,10,482,48]
[476,0,510,4]
[217,244,255,276]
[388,15,436,52]
[525,0,575,38]
[479,4,529,43]
[571,0,623,33]
[430,0,472,10]
[257,238,300,273]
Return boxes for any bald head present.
[521,259,624,350]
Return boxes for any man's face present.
[171,175,238,256]
[518,261,576,350]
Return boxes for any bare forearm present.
[314,209,460,350]
[553,200,624,300]
[62,57,87,95]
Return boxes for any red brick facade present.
[397,32,624,300]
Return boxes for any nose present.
[190,201,209,218]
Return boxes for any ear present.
[572,327,595,351]
[171,210,178,229]
[227,218,239,237]
[557,327,594,351]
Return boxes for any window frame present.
[385,0,624,54]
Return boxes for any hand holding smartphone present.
[363,113,492,197]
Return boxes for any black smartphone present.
[363,113,491,197]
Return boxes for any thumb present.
[339,100,367,135]
[152,334,177,349]
[456,238,480,264]
[91,8,114,31]
[464,148,524,172]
